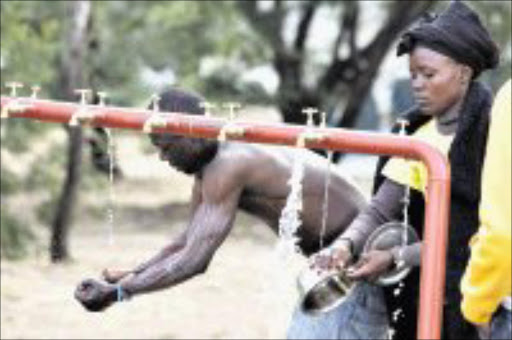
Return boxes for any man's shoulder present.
[216,143,286,167]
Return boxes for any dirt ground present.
[0,107,375,339]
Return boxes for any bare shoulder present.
[213,143,292,172]
[202,143,294,195]
[198,144,258,201]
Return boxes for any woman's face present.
[409,46,469,116]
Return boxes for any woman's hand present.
[346,249,394,282]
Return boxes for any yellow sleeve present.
[381,158,425,193]
[461,79,512,324]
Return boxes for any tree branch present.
[294,1,318,52]
[236,1,284,51]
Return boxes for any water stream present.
[319,150,333,250]
[105,127,116,246]
[276,147,306,259]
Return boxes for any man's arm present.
[103,180,203,283]
[117,179,242,296]
[75,173,243,311]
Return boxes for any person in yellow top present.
[461,78,511,340]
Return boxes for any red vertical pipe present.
[1,96,451,339]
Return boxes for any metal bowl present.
[297,267,353,315]
[362,221,419,286]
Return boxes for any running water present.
[271,146,309,332]
[390,121,411,334]
[398,120,410,265]
[276,148,307,259]
[105,128,116,246]
[319,150,333,249]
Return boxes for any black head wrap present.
[397,1,500,78]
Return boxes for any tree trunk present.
[50,0,91,262]
[50,125,83,261]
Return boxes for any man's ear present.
[459,65,473,85]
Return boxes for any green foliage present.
[0,208,35,260]
[24,142,66,191]
[0,1,63,93]
[35,194,59,227]
[86,1,270,101]
[1,119,53,152]
[0,167,22,194]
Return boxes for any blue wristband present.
[116,285,128,302]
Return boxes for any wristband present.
[116,285,130,302]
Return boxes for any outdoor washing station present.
[1,87,451,340]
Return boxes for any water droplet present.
[388,327,396,339]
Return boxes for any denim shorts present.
[286,281,389,339]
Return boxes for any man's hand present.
[346,249,394,282]
[310,239,353,272]
[74,279,117,312]
[102,268,132,284]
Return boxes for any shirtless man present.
[74,88,367,312]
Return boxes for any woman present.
[310,2,500,339]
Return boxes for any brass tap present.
[69,89,95,126]
[1,100,33,119]
[142,94,168,133]
[5,82,24,97]
[30,85,41,99]
[296,107,327,147]
[199,101,217,118]
[142,114,168,133]
[218,102,245,142]
[2,82,31,119]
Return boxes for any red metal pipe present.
[1,96,450,339]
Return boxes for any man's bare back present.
[210,142,366,254]
[74,88,366,312]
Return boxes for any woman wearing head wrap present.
[308,1,500,339]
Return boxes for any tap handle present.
[5,82,24,97]
[74,89,92,105]
[222,102,242,120]
[302,107,319,127]
[200,101,217,117]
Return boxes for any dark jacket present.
[373,81,493,339]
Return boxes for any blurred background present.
[1,1,510,339]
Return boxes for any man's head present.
[397,1,499,116]
[149,88,218,175]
